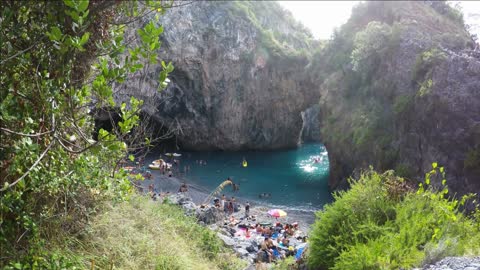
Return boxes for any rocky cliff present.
[112,1,480,197]
[311,1,480,195]
[114,1,318,150]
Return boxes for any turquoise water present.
[151,143,333,211]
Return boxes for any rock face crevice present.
[114,1,319,150]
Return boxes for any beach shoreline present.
[139,172,318,232]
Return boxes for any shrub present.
[271,256,296,270]
[413,48,447,83]
[351,21,392,71]
[308,170,398,268]
[308,166,480,270]
[417,79,434,97]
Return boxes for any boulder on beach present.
[197,206,225,224]
[217,233,236,247]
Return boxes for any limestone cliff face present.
[313,1,480,195]
[115,1,318,150]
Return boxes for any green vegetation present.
[308,166,480,269]
[271,257,296,270]
[351,21,392,71]
[0,1,242,268]
[417,79,434,97]
[393,94,414,116]
[309,1,473,175]
[428,1,465,27]
[0,1,321,268]
[413,48,447,83]
[412,47,447,99]
[228,1,315,59]
[9,195,244,270]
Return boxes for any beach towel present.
[295,247,305,261]
[272,248,282,259]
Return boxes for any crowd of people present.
[212,194,241,215]
[224,211,307,264]
[247,221,307,263]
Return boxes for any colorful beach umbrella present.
[268,209,287,218]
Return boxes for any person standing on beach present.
[245,202,250,218]
[220,194,226,211]
[178,182,188,193]
[228,201,234,215]
[148,183,154,193]
[224,199,229,215]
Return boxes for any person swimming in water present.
[258,193,271,199]
[242,157,248,167]
[232,181,240,192]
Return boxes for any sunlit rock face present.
[114,1,319,150]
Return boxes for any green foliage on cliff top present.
[308,167,480,269]
[3,195,244,270]
[229,1,315,59]
[351,21,393,71]
[312,0,471,80]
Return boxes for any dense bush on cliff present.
[308,167,480,270]
[312,1,480,196]
[229,1,316,58]
[0,0,175,266]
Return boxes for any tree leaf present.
[47,26,62,41]
[63,0,76,9]
[79,32,90,46]
[77,0,89,12]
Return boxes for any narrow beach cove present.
[141,143,333,228]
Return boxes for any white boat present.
[148,164,160,170]
[152,159,164,165]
